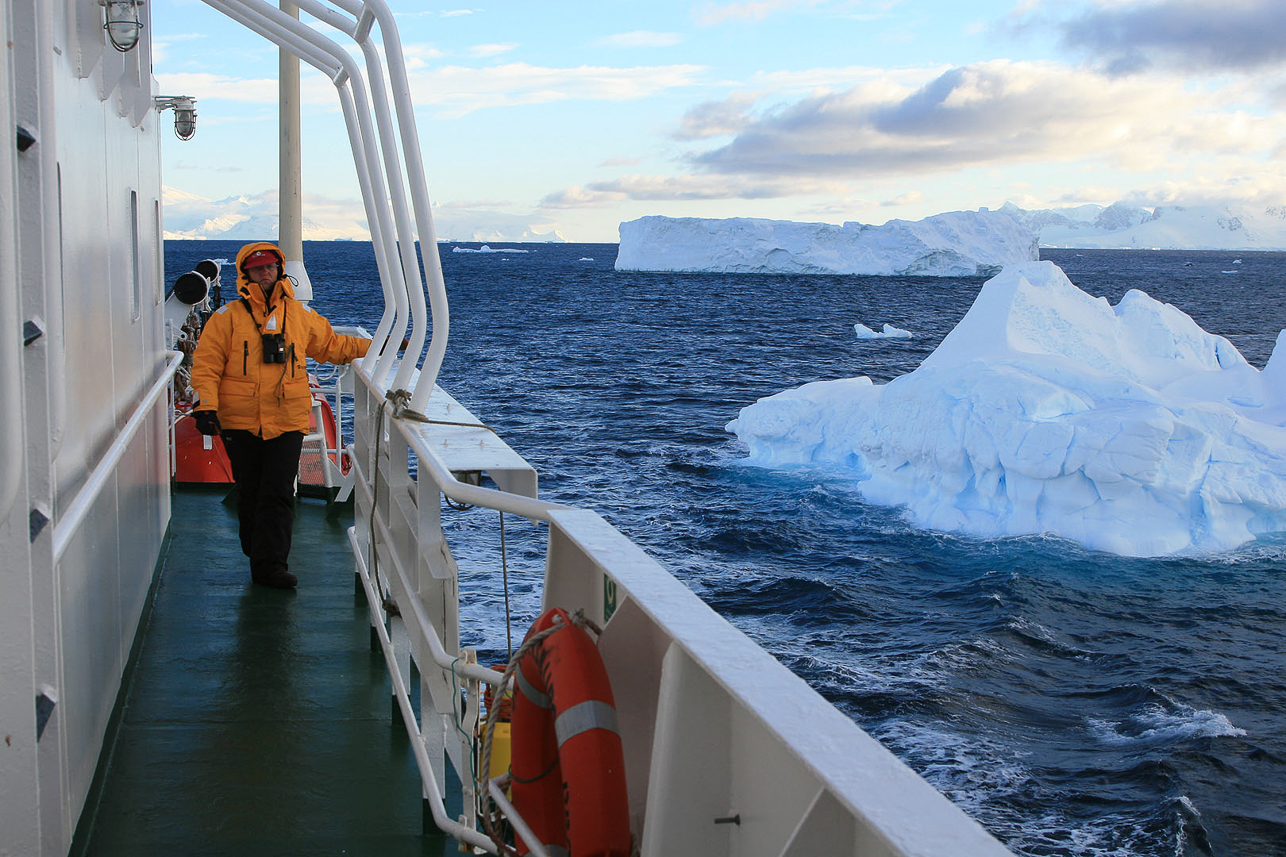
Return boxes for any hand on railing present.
[376,336,411,355]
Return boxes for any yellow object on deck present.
[486,723,512,781]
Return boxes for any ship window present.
[130,190,140,322]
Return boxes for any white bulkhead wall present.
[0,4,43,857]
[0,1,170,854]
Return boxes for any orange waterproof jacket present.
[191,242,370,439]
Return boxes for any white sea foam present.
[1087,702,1246,748]
[878,719,1201,857]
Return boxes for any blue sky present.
[152,0,1286,242]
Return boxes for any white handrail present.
[347,527,499,854]
[352,368,569,521]
[0,39,20,515]
[204,0,404,366]
[343,476,507,686]
[52,351,183,562]
[332,0,446,408]
[487,783,552,857]
[291,0,424,390]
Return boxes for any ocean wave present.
[1087,700,1246,748]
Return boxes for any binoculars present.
[262,332,288,364]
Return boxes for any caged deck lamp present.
[154,96,198,141]
[99,0,145,52]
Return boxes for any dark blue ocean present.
[167,241,1286,857]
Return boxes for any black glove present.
[193,410,221,436]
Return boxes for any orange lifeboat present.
[172,382,345,487]
[173,405,234,483]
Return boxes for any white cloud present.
[543,58,1286,213]
[697,0,823,25]
[154,71,335,105]
[748,64,945,92]
[882,190,923,207]
[161,185,563,242]
[674,92,763,139]
[597,31,683,49]
[408,62,708,115]
[1018,0,1286,75]
[152,32,205,65]
[540,173,848,208]
[161,186,372,241]
[686,60,1285,179]
[468,43,518,58]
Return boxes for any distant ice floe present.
[452,244,529,254]
[578,257,595,262]
[728,260,1286,557]
[854,323,913,340]
[616,211,1038,276]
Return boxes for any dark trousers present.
[221,430,304,581]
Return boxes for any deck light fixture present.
[154,96,197,141]
[100,0,145,52]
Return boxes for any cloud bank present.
[1054,0,1286,75]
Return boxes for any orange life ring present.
[510,608,631,856]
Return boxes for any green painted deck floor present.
[74,486,456,857]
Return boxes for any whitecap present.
[1087,702,1246,747]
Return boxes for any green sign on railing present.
[603,576,618,623]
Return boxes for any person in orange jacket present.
[190,242,370,588]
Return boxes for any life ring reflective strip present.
[510,608,631,857]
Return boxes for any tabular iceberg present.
[616,212,1039,276]
[727,261,1286,557]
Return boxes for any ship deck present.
[72,485,458,857]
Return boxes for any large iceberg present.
[727,261,1286,557]
[616,211,1039,276]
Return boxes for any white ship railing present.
[52,351,183,563]
[346,363,1014,856]
[193,2,1014,854]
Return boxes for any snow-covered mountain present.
[999,201,1286,250]
[161,186,566,243]
[616,211,1039,276]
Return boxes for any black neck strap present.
[239,294,287,335]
